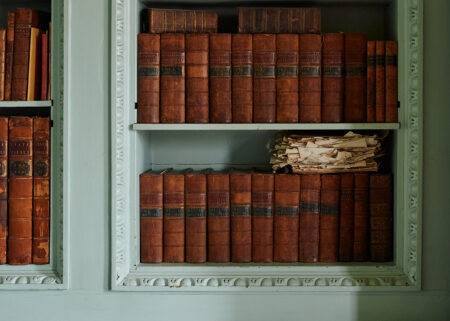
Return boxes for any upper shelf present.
[0,101,52,108]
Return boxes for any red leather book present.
[137,34,160,123]
[40,32,48,101]
[0,30,6,100]
[4,12,14,101]
[276,34,299,123]
[184,171,207,263]
[0,118,7,264]
[322,33,344,123]
[139,169,164,263]
[251,172,274,262]
[375,41,385,122]
[8,117,33,265]
[353,173,369,261]
[230,170,251,263]
[186,34,209,123]
[338,174,354,262]
[366,41,376,122]
[210,34,232,123]
[319,174,340,263]
[274,174,299,263]
[231,34,253,123]
[253,34,276,123]
[163,170,185,262]
[160,33,185,123]
[299,34,322,123]
[299,174,320,263]
[369,174,393,262]
[385,41,398,123]
[344,34,367,122]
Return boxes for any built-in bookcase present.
[111,0,422,291]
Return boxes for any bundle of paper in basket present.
[270,131,384,173]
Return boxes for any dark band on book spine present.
[367,56,376,66]
[300,202,320,213]
[10,161,31,177]
[276,66,298,77]
[231,206,251,216]
[300,66,320,76]
[138,67,159,77]
[140,208,162,218]
[232,66,252,76]
[34,160,48,177]
[345,67,366,77]
[210,66,231,77]
[320,204,339,215]
[252,207,273,217]
[208,207,230,217]
[323,66,343,77]
[385,56,397,66]
[9,141,32,155]
[254,66,275,77]
[275,206,299,216]
[160,66,183,76]
[375,55,385,65]
[164,208,184,217]
[186,208,206,218]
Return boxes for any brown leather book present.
[141,9,218,34]
[322,33,344,123]
[253,34,276,123]
[369,174,393,262]
[8,116,33,265]
[207,171,230,262]
[163,170,185,262]
[139,169,164,263]
[353,173,369,261]
[186,34,209,123]
[137,34,160,123]
[0,118,7,264]
[184,170,207,263]
[0,30,6,100]
[385,41,398,123]
[251,172,274,263]
[4,12,14,101]
[274,174,299,263]
[299,174,320,263]
[319,174,340,263]
[276,34,299,123]
[375,41,385,122]
[230,170,251,263]
[40,32,48,100]
[160,33,185,123]
[210,34,232,123]
[299,34,322,123]
[344,34,367,122]
[231,34,253,123]
[338,174,354,262]
[366,41,376,122]
[27,27,42,101]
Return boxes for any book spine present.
[137,34,160,123]
[160,34,185,123]
[274,174,300,262]
[276,34,299,123]
[4,12,14,101]
[27,28,41,101]
[207,173,230,262]
[251,173,274,262]
[163,174,185,262]
[369,174,393,262]
[0,118,7,264]
[302,8,322,34]
[8,116,33,264]
[322,33,344,123]
[338,173,354,262]
[253,34,276,123]
[140,173,163,263]
[186,34,209,123]
[353,173,369,261]
[230,173,252,263]
[375,41,385,122]
[319,174,340,263]
[210,34,232,123]
[299,174,320,263]
[47,22,51,100]
[231,34,253,123]
[0,30,6,100]
[237,7,253,33]
[366,41,376,122]
[40,32,48,100]
[344,34,367,122]
[185,173,207,263]
[145,9,218,34]
[385,41,398,123]
[299,34,322,123]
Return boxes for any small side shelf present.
[0,101,52,108]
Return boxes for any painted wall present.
[0,0,449,320]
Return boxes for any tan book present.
[27,27,41,101]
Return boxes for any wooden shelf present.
[0,101,52,108]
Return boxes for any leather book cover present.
[253,34,276,123]
[137,33,160,123]
[160,33,185,123]
[375,41,385,122]
[274,174,300,263]
[8,116,33,265]
[322,33,344,123]
[231,34,253,123]
[163,170,185,263]
[369,174,393,262]
[4,12,14,101]
[366,41,376,122]
[210,34,232,123]
[385,41,398,123]
[27,27,42,101]
[344,34,367,122]
[230,170,251,263]
[0,30,6,100]
[276,34,299,123]
[338,174,354,262]
[251,172,274,263]
[184,170,207,263]
[299,174,320,263]
[0,118,7,264]
[207,171,230,263]
[353,173,369,261]
[186,34,209,123]
[319,174,340,263]
[299,34,322,123]
[40,32,48,100]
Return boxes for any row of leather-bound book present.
[140,169,393,264]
